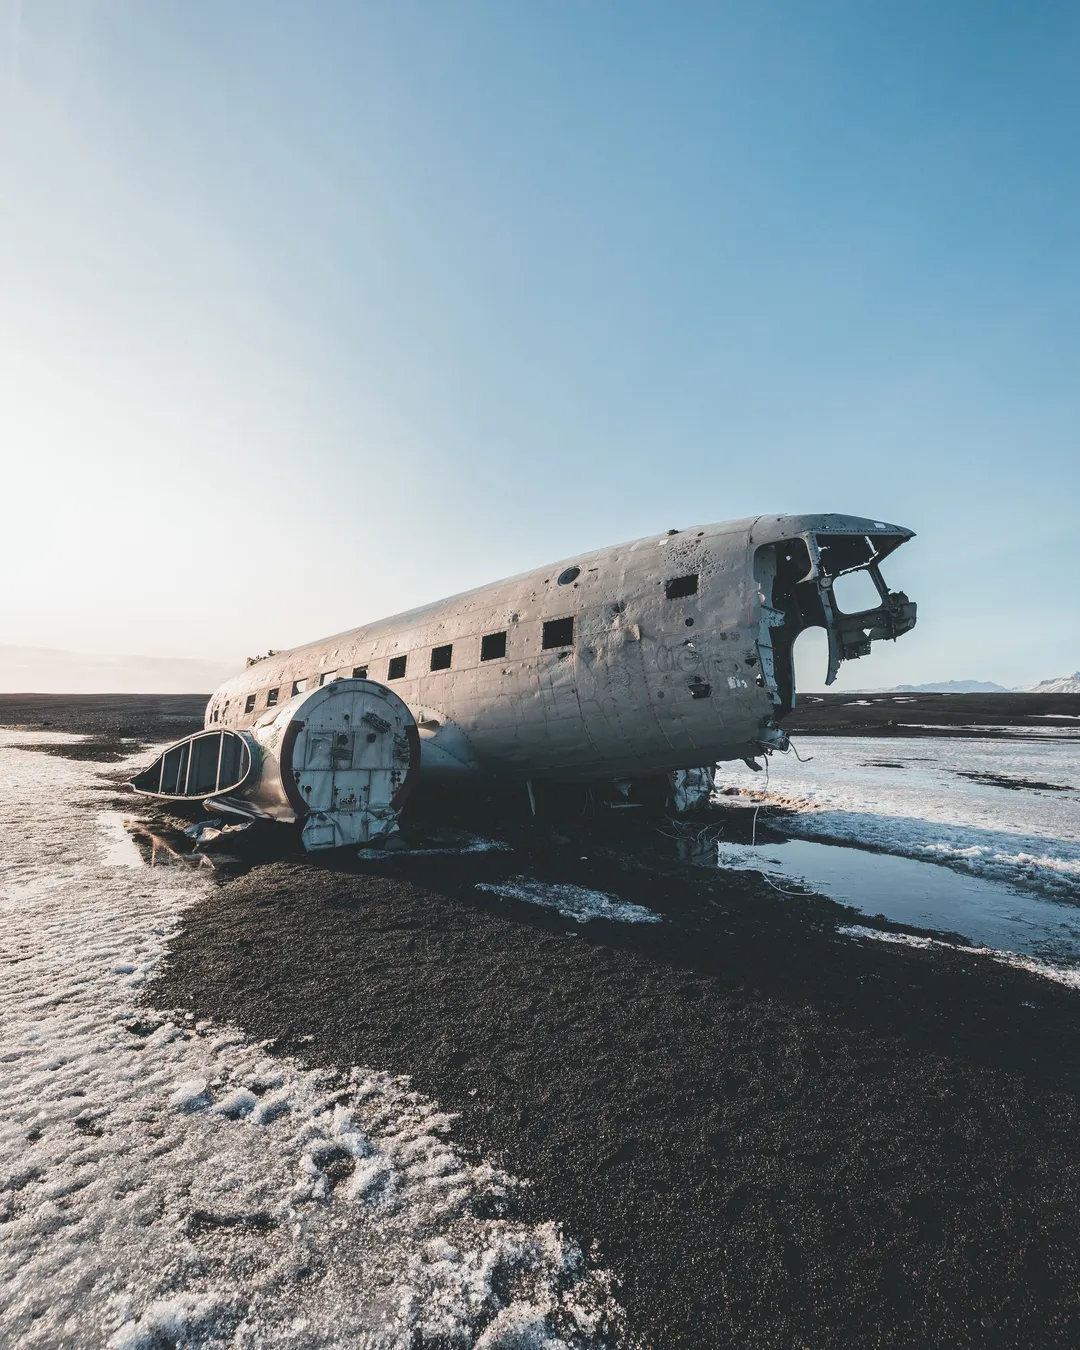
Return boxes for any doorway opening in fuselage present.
[754,537,825,716]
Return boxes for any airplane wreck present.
[131,513,916,849]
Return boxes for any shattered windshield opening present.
[757,532,917,712]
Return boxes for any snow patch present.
[839,924,1080,991]
[476,879,661,925]
[107,1293,235,1350]
[358,834,512,859]
[169,1077,213,1111]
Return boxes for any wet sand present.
[10,694,1080,1346]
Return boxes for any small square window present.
[542,617,574,649]
[352,666,367,679]
[292,679,308,696]
[244,694,256,713]
[430,643,453,671]
[319,671,337,686]
[665,574,698,600]
[481,631,507,661]
[266,687,279,707]
[388,655,407,680]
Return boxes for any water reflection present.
[97,812,212,870]
[685,832,1080,968]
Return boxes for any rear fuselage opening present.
[129,679,421,851]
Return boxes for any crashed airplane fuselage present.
[132,513,916,847]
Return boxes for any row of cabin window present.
[237,615,579,715]
[234,576,700,715]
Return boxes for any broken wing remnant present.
[131,679,419,850]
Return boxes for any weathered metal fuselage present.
[208,513,917,784]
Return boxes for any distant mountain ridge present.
[0,645,239,695]
[851,676,1080,694]
[1022,672,1080,694]
[885,680,1012,694]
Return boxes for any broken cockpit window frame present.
[830,568,883,615]
[755,529,917,708]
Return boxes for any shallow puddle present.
[695,835,1080,967]
[97,811,146,868]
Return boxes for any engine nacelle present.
[130,679,419,850]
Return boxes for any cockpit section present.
[755,527,917,714]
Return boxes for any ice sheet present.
[718,736,1080,900]
[0,734,619,1349]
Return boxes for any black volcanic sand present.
[0,693,207,760]
[147,804,1080,1350]
[785,691,1080,737]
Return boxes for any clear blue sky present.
[2,1,1076,689]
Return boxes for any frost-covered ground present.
[475,881,661,926]
[0,734,620,1350]
[718,735,1080,900]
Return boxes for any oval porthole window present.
[557,566,581,586]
